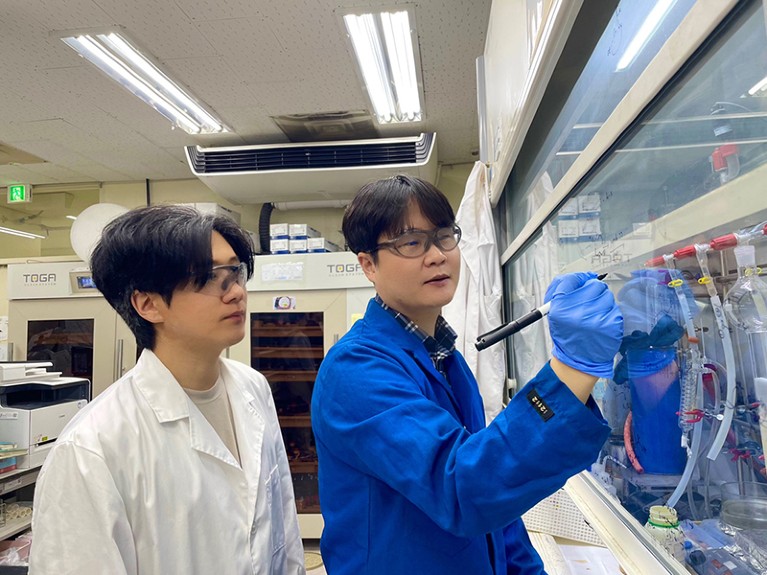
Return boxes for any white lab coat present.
[442,161,506,424]
[30,350,305,575]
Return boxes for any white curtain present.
[443,162,506,424]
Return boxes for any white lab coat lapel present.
[221,361,265,533]
[187,403,241,469]
[135,351,242,469]
[135,351,253,523]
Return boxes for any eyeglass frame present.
[194,263,248,297]
[372,224,462,258]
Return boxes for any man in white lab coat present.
[29,205,305,575]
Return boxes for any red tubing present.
[624,411,644,474]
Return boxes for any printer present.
[0,363,90,468]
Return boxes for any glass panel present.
[251,312,324,514]
[507,1,767,570]
[26,319,94,381]
[501,0,696,247]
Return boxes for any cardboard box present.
[307,237,341,252]
[289,224,320,239]
[270,239,290,254]
[269,223,289,239]
[289,239,308,253]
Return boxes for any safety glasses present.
[374,225,461,258]
[195,263,247,296]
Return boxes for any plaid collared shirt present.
[374,294,457,377]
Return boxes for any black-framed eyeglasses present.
[196,263,248,297]
[374,225,462,258]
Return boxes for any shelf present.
[252,326,323,337]
[289,461,318,474]
[0,514,32,541]
[0,516,31,541]
[0,468,39,497]
[262,370,317,383]
[279,415,312,427]
[297,504,321,514]
[252,348,323,359]
[29,333,93,346]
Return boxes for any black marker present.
[475,273,608,351]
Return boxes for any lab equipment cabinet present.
[6,262,137,397]
[229,252,374,538]
[489,0,767,573]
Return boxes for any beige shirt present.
[185,377,241,464]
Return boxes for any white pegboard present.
[523,489,605,547]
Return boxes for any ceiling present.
[0,0,490,192]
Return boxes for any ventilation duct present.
[185,133,437,204]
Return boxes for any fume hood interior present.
[502,1,767,573]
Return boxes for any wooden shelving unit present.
[251,312,323,519]
[279,415,312,428]
[289,461,319,474]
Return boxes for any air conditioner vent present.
[185,133,437,204]
[186,134,432,173]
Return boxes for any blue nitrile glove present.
[545,272,623,378]
[612,314,685,384]
[618,269,699,334]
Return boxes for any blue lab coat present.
[312,300,610,574]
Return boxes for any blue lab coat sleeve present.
[313,300,609,575]
[503,521,545,574]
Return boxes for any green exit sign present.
[8,183,32,203]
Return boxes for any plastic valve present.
[673,245,697,260]
[710,233,738,250]
[645,256,666,267]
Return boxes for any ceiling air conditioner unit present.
[185,133,437,204]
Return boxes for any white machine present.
[0,362,90,468]
[7,261,138,397]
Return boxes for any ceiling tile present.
[0,0,488,186]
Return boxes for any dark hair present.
[90,204,254,350]
[342,175,455,258]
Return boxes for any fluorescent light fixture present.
[0,226,45,239]
[616,0,676,71]
[66,215,78,220]
[61,31,229,134]
[343,10,423,123]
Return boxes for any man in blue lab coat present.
[312,175,623,574]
